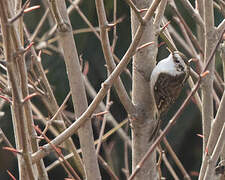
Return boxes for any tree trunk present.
[131,0,158,179]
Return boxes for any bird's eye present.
[174,57,179,63]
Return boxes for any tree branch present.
[49,0,101,179]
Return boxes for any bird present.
[149,51,190,140]
[150,51,190,115]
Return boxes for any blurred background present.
[0,0,224,179]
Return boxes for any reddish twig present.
[3,146,22,155]
[197,134,204,139]
[6,170,16,180]
[24,42,34,52]
[22,93,39,103]
[138,8,148,13]
[83,61,89,76]
[93,111,109,117]
[24,5,40,13]
[0,95,12,103]
[136,42,155,52]
[106,16,125,29]
[161,21,171,32]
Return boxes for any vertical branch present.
[112,0,118,51]
[196,0,205,51]
[130,0,163,179]
[11,2,49,179]
[16,37,49,180]
[0,1,36,180]
[219,42,225,178]
[95,87,111,155]
[49,0,101,179]
[204,124,225,179]
[201,0,215,155]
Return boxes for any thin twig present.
[96,89,112,155]
[29,8,50,42]
[204,124,225,179]
[161,151,179,180]
[172,16,198,57]
[154,0,168,30]
[98,155,119,180]
[169,1,203,55]
[123,124,130,179]
[179,0,205,29]
[159,22,177,52]
[111,0,118,52]
[123,0,144,24]
[8,0,30,24]
[162,134,191,180]
[49,91,71,124]
[0,128,17,157]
